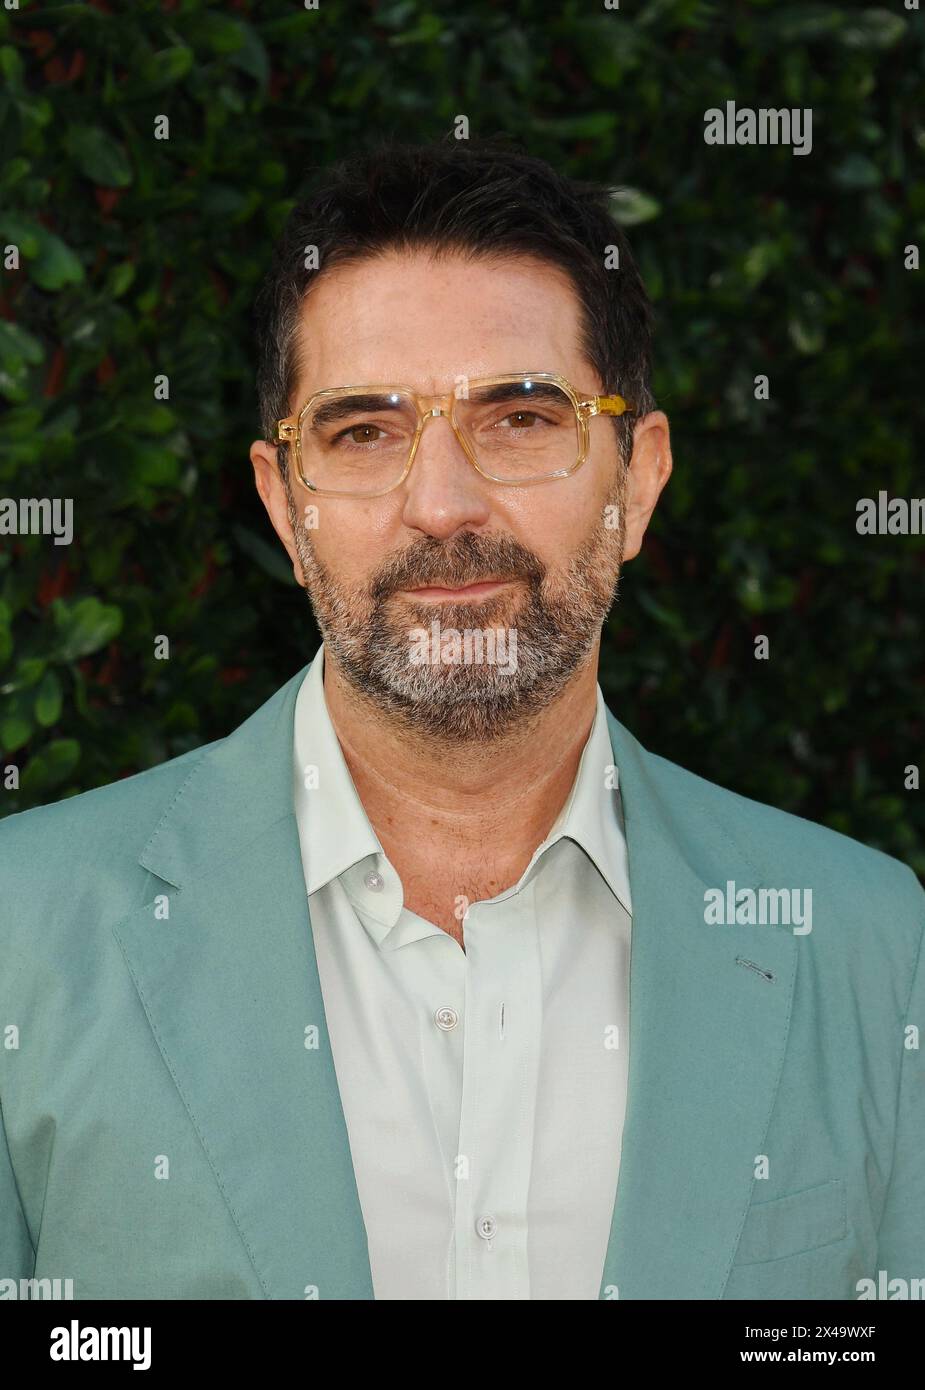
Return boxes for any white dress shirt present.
[292,643,633,1299]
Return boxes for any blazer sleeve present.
[875,913,925,1279]
[0,1097,33,1282]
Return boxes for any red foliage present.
[268,70,290,100]
[190,546,219,600]
[708,621,732,669]
[95,642,121,687]
[209,269,229,306]
[37,560,75,607]
[43,58,69,84]
[219,667,250,686]
[26,30,55,59]
[95,188,123,215]
[43,346,67,398]
[794,568,815,614]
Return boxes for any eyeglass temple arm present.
[582,394,634,417]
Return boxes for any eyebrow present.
[309,393,410,429]
[467,381,568,405]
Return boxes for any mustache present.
[369,534,545,601]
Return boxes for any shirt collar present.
[292,643,633,940]
[539,682,633,915]
[292,643,382,896]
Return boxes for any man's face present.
[251,248,670,741]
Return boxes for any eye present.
[499,410,541,429]
[334,423,386,446]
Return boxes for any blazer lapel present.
[113,664,373,1300]
[598,710,799,1298]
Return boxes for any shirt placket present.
[453,879,543,1300]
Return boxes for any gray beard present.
[286,476,626,743]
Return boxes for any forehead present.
[289,248,595,399]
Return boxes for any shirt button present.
[476,1215,497,1241]
[364,870,384,892]
[434,1006,459,1031]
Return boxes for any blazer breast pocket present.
[733,1179,847,1265]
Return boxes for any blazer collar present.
[115,665,796,1299]
[137,664,309,892]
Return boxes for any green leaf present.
[127,442,181,487]
[14,657,46,687]
[32,226,85,291]
[137,46,194,89]
[105,261,136,298]
[831,154,881,191]
[64,125,133,188]
[189,13,248,54]
[768,5,845,43]
[839,10,906,50]
[609,188,662,226]
[14,94,52,131]
[21,738,80,792]
[0,45,23,84]
[0,157,31,193]
[0,714,31,753]
[51,597,123,662]
[228,22,270,87]
[123,403,177,436]
[0,321,45,374]
[0,213,41,259]
[34,669,63,727]
[388,13,443,45]
[232,524,297,586]
[536,111,618,139]
[788,315,826,355]
[742,240,784,287]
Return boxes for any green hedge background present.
[1,0,923,873]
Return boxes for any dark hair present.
[253,135,657,479]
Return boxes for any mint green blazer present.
[1,665,923,1299]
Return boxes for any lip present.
[399,579,514,601]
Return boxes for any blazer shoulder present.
[0,740,220,934]
[641,741,924,924]
[0,738,217,843]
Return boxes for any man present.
[1,140,922,1302]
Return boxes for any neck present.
[321,642,601,865]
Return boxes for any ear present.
[249,439,306,586]
[622,411,672,562]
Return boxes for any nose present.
[399,410,492,540]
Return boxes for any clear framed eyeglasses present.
[274,371,634,498]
